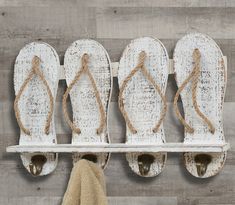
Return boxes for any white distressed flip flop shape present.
[14,42,60,176]
[118,37,169,177]
[173,33,227,178]
[63,39,112,168]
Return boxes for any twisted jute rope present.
[14,56,54,135]
[173,48,215,134]
[118,51,167,134]
[62,53,106,135]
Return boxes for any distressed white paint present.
[6,143,230,153]
[174,33,227,178]
[60,58,227,78]
[63,39,112,169]
[118,37,169,177]
[60,60,173,79]
[14,42,60,176]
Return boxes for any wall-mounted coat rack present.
[7,35,230,179]
[6,57,230,154]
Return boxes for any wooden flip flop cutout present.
[63,39,112,169]
[14,42,60,176]
[118,37,169,177]
[173,33,227,178]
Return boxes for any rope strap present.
[118,51,167,134]
[14,56,54,135]
[62,53,106,135]
[173,48,215,134]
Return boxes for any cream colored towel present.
[62,159,108,205]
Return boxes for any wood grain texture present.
[0,0,235,204]
[96,8,235,39]
[0,197,177,205]
[87,0,235,8]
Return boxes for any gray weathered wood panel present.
[96,7,235,39]
[0,197,177,205]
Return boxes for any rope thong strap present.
[118,51,167,134]
[14,56,54,135]
[173,48,215,134]
[62,53,106,135]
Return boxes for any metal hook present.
[138,154,155,176]
[29,155,47,176]
[194,154,212,177]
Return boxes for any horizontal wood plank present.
[87,0,235,8]
[6,143,230,153]
[0,196,178,205]
[96,7,235,39]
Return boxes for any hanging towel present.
[62,159,108,205]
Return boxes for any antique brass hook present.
[29,155,47,176]
[194,154,212,177]
[138,154,155,176]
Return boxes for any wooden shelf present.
[6,143,230,153]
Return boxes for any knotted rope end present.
[186,126,194,134]
[24,129,31,136]
[131,129,137,134]
[152,127,159,133]
[44,125,50,135]
[82,53,89,65]
[74,128,81,135]
[210,127,215,134]
[193,48,201,62]
[32,56,41,65]
[96,128,103,135]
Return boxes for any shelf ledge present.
[6,143,230,153]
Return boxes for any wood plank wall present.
[0,1,234,204]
